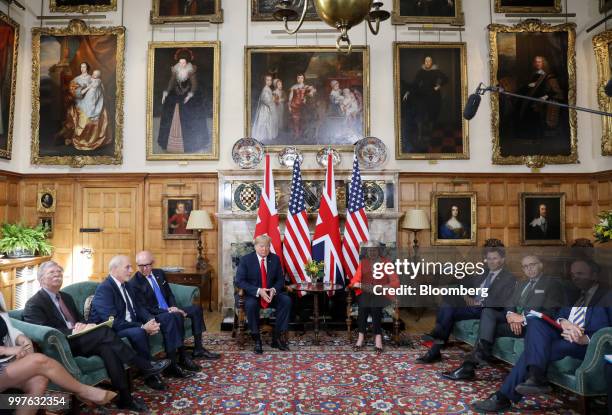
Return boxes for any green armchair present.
[8,281,199,389]
[452,320,612,411]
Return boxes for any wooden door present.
[76,186,141,282]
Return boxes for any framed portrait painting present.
[394,42,468,160]
[494,0,561,13]
[0,11,18,160]
[31,19,125,167]
[431,191,477,246]
[50,0,117,13]
[593,30,612,156]
[520,193,566,245]
[489,21,577,168]
[392,0,464,25]
[251,0,318,21]
[37,189,56,213]
[245,46,369,151]
[38,217,54,238]
[150,0,223,24]
[147,42,220,160]
[163,195,198,240]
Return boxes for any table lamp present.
[186,210,213,270]
[402,209,430,254]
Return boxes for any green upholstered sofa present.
[8,281,198,388]
[452,319,612,409]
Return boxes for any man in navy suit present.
[417,246,517,363]
[130,251,220,368]
[235,235,292,354]
[89,255,168,391]
[473,258,612,412]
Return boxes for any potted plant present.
[594,209,612,245]
[304,260,325,283]
[0,223,53,258]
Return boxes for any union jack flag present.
[312,154,344,287]
[254,154,283,266]
[283,159,312,288]
[342,154,370,279]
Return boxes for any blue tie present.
[475,272,494,304]
[148,275,169,310]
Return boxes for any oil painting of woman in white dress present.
[252,74,276,142]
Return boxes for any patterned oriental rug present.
[82,332,588,415]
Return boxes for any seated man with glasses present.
[130,251,219,368]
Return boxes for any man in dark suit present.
[130,251,219,366]
[416,246,517,363]
[526,203,560,240]
[89,255,168,391]
[235,235,292,354]
[473,258,612,412]
[441,254,564,380]
[23,260,169,412]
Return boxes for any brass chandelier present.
[273,0,390,53]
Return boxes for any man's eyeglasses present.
[137,263,153,268]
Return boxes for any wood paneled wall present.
[1,172,219,308]
[0,172,21,224]
[398,171,612,249]
[2,169,611,311]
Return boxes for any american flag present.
[283,159,312,287]
[342,154,370,279]
[254,154,283,266]
[312,154,344,287]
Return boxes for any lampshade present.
[402,209,430,230]
[186,210,213,230]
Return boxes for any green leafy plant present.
[594,209,612,244]
[0,222,53,257]
[304,260,325,282]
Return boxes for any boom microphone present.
[463,91,482,120]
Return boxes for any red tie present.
[260,258,269,309]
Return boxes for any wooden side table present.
[165,267,213,311]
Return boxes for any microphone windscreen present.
[463,93,481,120]
[605,79,612,97]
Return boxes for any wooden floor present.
[203,308,436,334]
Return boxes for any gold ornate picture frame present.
[431,191,477,246]
[593,30,612,156]
[245,46,370,151]
[31,19,125,167]
[394,42,469,160]
[50,0,117,13]
[38,216,54,238]
[150,0,223,24]
[146,41,220,160]
[520,192,566,246]
[0,11,18,160]
[392,0,464,26]
[162,194,199,240]
[495,0,561,13]
[251,0,318,21]
[37,188,56,213]
[488,21,577,168]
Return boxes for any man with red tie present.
[235,235,292,354]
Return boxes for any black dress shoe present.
[271,338,290,351]
[144,375,167,391]
[254,339,263,354]
[415,351,442,364]
[165,363,194,378]
[117,396,149,413]
[141,359,171,377]
[179,357,201,372]
[472,393,512,413]
[193,348,221,360]
[440,365,476,381]
[515,377,552,396]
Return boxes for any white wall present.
[1,0,610,174]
